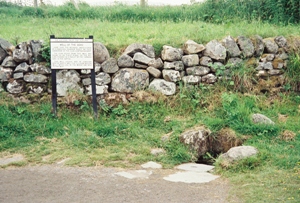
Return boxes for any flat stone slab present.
[0,154,25,166]
[115,170,152,179]
[141,161,162,169]
[163,171,220,184]
[176,163,214,172]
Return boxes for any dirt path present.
[0,165,241,203]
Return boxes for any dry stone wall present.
[0,35,292,100]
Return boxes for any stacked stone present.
[0,38,47,94]
[0,35,291,97]
[255,36,289,78]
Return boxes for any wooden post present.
[140,0,146,7]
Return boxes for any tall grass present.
[0,0,299,24]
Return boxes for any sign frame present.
[50,35,98,118]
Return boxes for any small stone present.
[118,54,134,68]
[13,72,24,79]
[252,113,275,125]
[82,78,91,86]
[162,69,181,82]
[101,58,119,74]
[147,66,161,78]
[164,61,184,71]
[150,148,166,156]
[183,40,205,54]
[141,161,162,169]
[182,75,201,85]
[85,85,108,95]
[161,45,182,62]
[148,58,163,69]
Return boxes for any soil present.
[0,165,241,203]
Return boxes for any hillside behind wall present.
[0,35,299,103]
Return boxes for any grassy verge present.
[1,17,300,57]
[0,86,299,202]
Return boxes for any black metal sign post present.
[89,36,98,119]
[50,35,98,118]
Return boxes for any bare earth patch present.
[0,165,241,203]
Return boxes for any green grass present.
[1,85,300,202]
[1,2,300,202]
[0,17,300,57]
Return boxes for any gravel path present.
[0,165,241,203]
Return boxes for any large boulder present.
[111,68,149,93]
[161,45,182,62]
[123,43,155,58]
[220,146,258,162]
[183,40,205,54]
[149,79,176,96]
[56,70,83,96]
[203,40,226,61]
[237,36,255,58]
[179,127,211,158]
[94,42,110,64]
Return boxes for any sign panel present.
[50,38,93,70]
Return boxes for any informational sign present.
[50,36,98,119]
[50,38,93,70]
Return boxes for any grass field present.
[1,1,300,202]
[1,17,300,57]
